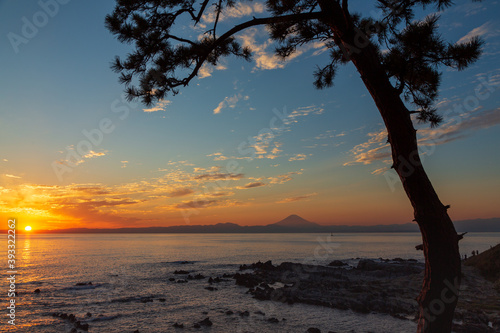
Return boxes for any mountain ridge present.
[10,216,500,233]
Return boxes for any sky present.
[0,0,499,230]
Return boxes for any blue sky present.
[0,0,499,229]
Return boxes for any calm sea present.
[1,232,499,332]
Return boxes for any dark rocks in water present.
[75,321,89,331]
[174,270,190,275]
[75,281,92,286]
[173,322,184,328]
[267,317,279,323]
[254,310,265,315]
[34,288,41,293]
[306,328,321,333]
[240,260,273,271]
[159,298,166,302]
[193,323,201,328]
[222,273,233,278]
[239,310,250,317]
[204,286,218,291]
[233,273,261,288]
[225,310,233,315]
[140,297,153,303]
[177,279,188,283]
[328,260,347,267]
[68,314,76,322]
[199,317,213,326]
[169,278,176,282]
[70,328,77,333]
[86,312,92,317]
[133,330,140,333]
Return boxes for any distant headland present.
[10,215,500,234]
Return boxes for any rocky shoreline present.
[232,258,500,333]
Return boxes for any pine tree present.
[106,1,483,331]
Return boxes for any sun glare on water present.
[25,226,32,231]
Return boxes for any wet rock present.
[254,311,265,315]
[225,310,233,315]
[194,273,205,280]
[174,270,190,274]
[198,317,213,326]
[70,328,77,333]
[328,260,347,267]
[169,278,176,282]
[234,273,261,288]
[204,286,217,291]
[86,312,92,317]
[159,298,166,302]
[193,323,201,328]
[75,281,92,286]
[267,317,279,323]
[34,289,40,293]
[173,322,184,328]
[239,310,250,317]
[306,328,321,333]
[177,279,188,283]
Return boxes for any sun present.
[25,226,32,231]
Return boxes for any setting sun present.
[25,226,32,231]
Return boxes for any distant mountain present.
[269,214,320,228]
[11,216,500,234]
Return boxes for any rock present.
[75,281,92,286]
[194,273,205,280]
[173,322,184,328]
[239,310,250,317]
[34,289,41,293]
[198,317,213,326]
[174,270,190,274]
[328,260,347,267]
[169,278,176,282]
[225,310,233,315]
[177,279,188,283]
[68,314,76,322]
[254,311,265,315]
[204,286,217,291]
[193,323,201,328]
[70,328,77,333]
[306,328,321,333]
[159,298,166,302]
[267,317,279,323]
[76,322,89,331]
[86,312,92,317]
[133,330,140,333]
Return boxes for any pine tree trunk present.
[316,2,462,332]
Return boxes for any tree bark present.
[317,1,461,332]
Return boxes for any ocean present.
[2,232,499,332]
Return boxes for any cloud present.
[237,28,326,71]
[5,174,21,179]
[194,173,244,181]
[143,99,171,112]
[268,170,303,184]
[121,161,128,168]
[167,188,195,197]
[343,130,390,166]
[289,154,308,161]
[457,21,500,44]
[238,182,266,189]
[276,193,317,204]
[213,94,242,114]
[202,2,264,23]
[83,150,107,159]
[344,108,500,167]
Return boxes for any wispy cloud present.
[202,2,264,23]
[344,108,500,167]
[5,174,21,179]
[288,153,308,161]
[457,21,500,44]
[213,93,242,114]
[276,192,317,204]
[143,99,171,112]
[237,28,326,71]
[83,150,108,159]
[238,181,266,189]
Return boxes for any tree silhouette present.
[106,1,483,331]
